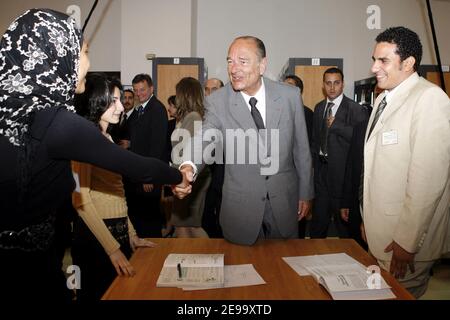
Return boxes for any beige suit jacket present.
[363,73,450,262]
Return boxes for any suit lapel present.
[229,89,256,131]
[367,73,419,141]
[331,96,349,129]
[264,79,282,156]
[265,78,282,131]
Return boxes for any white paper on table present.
[157,254,224,288]
[282,253,396,300]
[282,253,367,276]
[182,264,266,291]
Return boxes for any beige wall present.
[120,0,192,85]
[1,0,449,97]
[196,0,450,100]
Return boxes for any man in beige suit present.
[363,27,450,298]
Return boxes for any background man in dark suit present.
[310,67,368,238]
[283,74,313,238]
[340,119,369,250]
[111,89,135,147]
[202,78,225,238]
[283,75,313,147]
[126,74,169,237]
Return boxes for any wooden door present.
[295,65,338,110]
[156,64,199,108]
[425,71,450,97]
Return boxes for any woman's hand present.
[130,235,157,252]
[109,249,136,277]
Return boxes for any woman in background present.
[171,77,211,238]
[72,74,155,301]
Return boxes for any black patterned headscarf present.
[0,8,82,146]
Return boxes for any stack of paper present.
[157,254,225,289]
[283,253,396,300]
[156,254,266,291]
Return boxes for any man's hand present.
[384,241,416,279]
[143,183,154,192]
[340,208,349,222]
[118,139,130,149]
[298,200,312,221]
[172,165,194,199]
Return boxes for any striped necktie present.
[367,97,387,138]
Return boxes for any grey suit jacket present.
[194,77,313,245]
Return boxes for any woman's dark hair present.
[74,74,123,128]
[167,95,176,106]
[175,77,205,121]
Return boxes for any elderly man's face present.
[227,39,266,96]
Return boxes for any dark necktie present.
[249,97,265,130]
[367,97,387,138]
[137,105,144,117]
[320,102,334,155]
[359,162,364,208]
[120,113,127,126]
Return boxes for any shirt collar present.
[327,93,344,107]
[384,72,416,104]
[126,109,134,117]
[140,94,153,109]
[240,78,266,105]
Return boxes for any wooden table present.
[102,238,414,300]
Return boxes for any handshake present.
[171,165,195,199]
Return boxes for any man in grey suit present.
[174,36,313,245]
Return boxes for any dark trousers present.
[310,160,349,238]
[202,164,224,238]
[347,202,368,250]
[124,183,163,238]
[258,197,298,240]
[72,217,132,301]
[298,219,307,238]
[0,243,71,302]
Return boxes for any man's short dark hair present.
[235,36,266,60]
[132,73,153,87]
[323,67,344,81]
[284,74,304,93]
[124,89,134,96]
[375,26,422,71]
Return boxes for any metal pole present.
[82,0,99,33]
[425,0,446,93]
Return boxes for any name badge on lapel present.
[382,130,398,145]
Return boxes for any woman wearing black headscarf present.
[0,9,191,301]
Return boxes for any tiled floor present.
[420,260,450,300]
